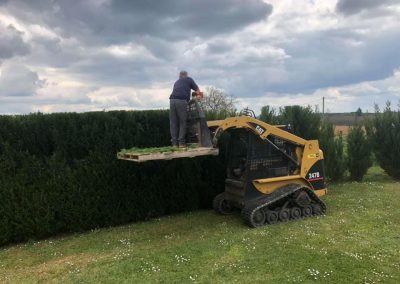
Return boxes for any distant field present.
[328,112,372,135]
[1,167,399,283]
[324,113,373,126]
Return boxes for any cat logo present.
[247,122,266,136]
[255,125,265,135]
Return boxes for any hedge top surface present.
[118,144,199,156]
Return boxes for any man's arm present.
[190,78,200,94]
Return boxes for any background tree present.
[319,121,346,181]
[333,133,346,181]
[277,105,321,140]
[259,105,278,124]
[347,125,372,181]
[366,102,400,179]
[354,107,363,123]
[258,104,345,181]
[201,86,236,119]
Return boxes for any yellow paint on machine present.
[252,175,310,194]
[314,189,328,197]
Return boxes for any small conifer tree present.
[319,122,346,181]
[366,102,400,179]
[347,125,372,181]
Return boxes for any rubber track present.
[213,192,235,215]
[241,184,326,227]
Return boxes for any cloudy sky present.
[0,0,399,114]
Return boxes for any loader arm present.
[207,116,307,146]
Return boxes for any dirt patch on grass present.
[36,254,96,272]
[3,253,111,283]
[335,125,350,135]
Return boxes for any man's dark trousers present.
[169,99,188,146]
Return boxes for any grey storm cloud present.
[0,62,43,97]
[110,0,273,38]
[70,52,168,87]
[0,0,273,88]
[4,0,272,44]
[336,0,398,15]
[0,24,30,60]
[266,27,400,93]
[207,40,235,54]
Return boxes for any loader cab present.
[226,128,294,179]
[224,128,297,205]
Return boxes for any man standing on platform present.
[169,70,200,147]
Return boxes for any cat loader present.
[208,109,327,227]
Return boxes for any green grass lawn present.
[1,167,400,283]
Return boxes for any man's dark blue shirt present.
[170,77,198,101]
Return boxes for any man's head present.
[179,70,188,79]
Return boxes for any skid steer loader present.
[207,109,327,227]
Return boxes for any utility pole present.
[322,96,325,115]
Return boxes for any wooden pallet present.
[117,147,219,162]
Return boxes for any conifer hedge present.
[278,105,321,140]
[366,103,400,179]
[319,122,346,181]
[0,106,351,245]
[347,125,372,181]
[0,111,225,245]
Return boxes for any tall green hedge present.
[259,106,279,125]
[277,105,321,140]
[366,103,400,179]
[319,122,346,181]
[0,111,225,245]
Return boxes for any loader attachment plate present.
[117,146,218,162]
